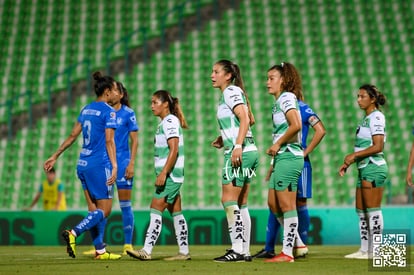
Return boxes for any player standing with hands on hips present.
[264,62,306,263]
[127,90,190,261]
[44,72,121,260]
[339,84,388,259]
[211,59,259,262]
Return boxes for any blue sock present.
[120,200,134,244]
[297,205,310,244]
[73,209,104,237]
[265,209,281,252]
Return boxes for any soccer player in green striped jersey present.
[211,60,259,262]
[127,90,190,261]
[264,62,306,263]
[339,84,388,259]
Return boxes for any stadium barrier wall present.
[0,207,413,246]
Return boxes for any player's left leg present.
[238,183,251,260]
[118,188,134,254]
[165,194,190,261]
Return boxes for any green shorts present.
[357,162,388,188]
[269,152,304,191]
[222,150,259,187]
[154,177,182,204]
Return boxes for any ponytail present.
[216,60,255,125]
[153,90,188,129]
[117,82,131,107]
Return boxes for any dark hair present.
[215,59,255,125]
[116,82,131,107]
[93,71,116,97]
[268,62,304,101]
[359,84,386,108]
[153,90,188,129]
[47,167,55,174]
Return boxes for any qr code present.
[372,233,406,268]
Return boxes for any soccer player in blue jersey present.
[44,72,121,260]
[253,98,326,259]
[113,82,139,254]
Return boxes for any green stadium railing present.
[47,59,92,117]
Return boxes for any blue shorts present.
[77,165,114,200]
[297,161,312,199]
[116,158,133,190]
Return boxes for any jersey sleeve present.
[128,111,139,132]
[77,108,84,124]
[280,92,297,114]
[163,116,180,140]
[370,113,385,136]
[300,103,320,127]
[58,182,64,192]
[223,86,245,110]
[105,108,118,129]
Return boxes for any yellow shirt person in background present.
[25,167,67,210]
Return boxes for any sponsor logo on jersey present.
[117,118,123,125]
[110,112,116,119]
[82,109,101,116]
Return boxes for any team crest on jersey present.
[117,118,123,125]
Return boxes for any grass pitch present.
[0,245,412,275]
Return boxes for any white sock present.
[281,211,298,257]
[173,213,189,255]
[143,210,162,254]
[224,202,243,254]
[240,206,251,256]
[357,210,369,253]
[367,209,383,254]
[295,232,305,247]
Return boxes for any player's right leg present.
[127,182,172,261]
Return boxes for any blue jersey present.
[115,105,139,160]
[299,100,321,156]
[77,101,117,167]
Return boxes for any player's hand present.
[44,156,57,172]
[211,136,224,149]
[343,153,356,166]
[265,164,273,181]
[231,148,242,167]
[339,164,348,176]
[125,162,135,179]
[266,143,280,157]
[155,172,167,187]
[107,167,117,185]
[406,172,413,187]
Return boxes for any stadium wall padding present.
[0,207,413,246]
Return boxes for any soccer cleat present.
[344,250,369,259]
[293,246,309,258]
[127,249,152,261]
[95,251,122,260]
[123,244,134,256]
[252,249,275,259]
[265,252,295,263]
[82,247,96,255]
[62,230,76,258]
[214,249,245,262]
[164,253,191,261]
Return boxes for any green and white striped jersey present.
[272,91,303,156]
[217,85,257,155]
[154,114,184,183]
[354,110,387,168]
